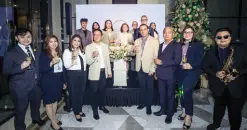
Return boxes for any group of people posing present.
[4,14,247,130]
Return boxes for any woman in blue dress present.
[39,34,65,130]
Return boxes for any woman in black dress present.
[39,34,65,130]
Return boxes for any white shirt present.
[63,49,86,71]
[162,40,173,52]
[18,43,35,60]
[95,43,105,68]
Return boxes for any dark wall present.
[207,0,247,43]
[113,0,137,4]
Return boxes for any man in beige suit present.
[85,29,112,120]
[135,24,159,115]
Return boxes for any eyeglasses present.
[141,19,148,21]
[216,35,230,40]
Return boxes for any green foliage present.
[171,0,213,50]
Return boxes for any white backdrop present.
[76,4,165,42]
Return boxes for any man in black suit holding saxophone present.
[202,27,247,130]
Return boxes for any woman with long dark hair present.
[92,22,101,42]
[63,34,87,122]
[176,26,204,129]
[92,22,100,31]
[39,34,65,130]
[102,20,117,45]
[150,22,159,40]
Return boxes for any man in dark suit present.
[4,28,44,130]
[75,18,92,47]
[202,28,247,130]
[133,15,154,41]
[153,27,182,124]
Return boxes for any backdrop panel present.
[76,4,166,42]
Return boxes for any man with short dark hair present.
[75,18,92,47]
[85,29,112,120]
[135,24,159,115]
[4,28,44,130]
[202,27,247,130]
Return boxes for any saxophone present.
[221,46,238,84]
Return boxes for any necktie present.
[25,46,34,61]
[79,55,84,71]
[25,46,35,75]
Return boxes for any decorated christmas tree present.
[171,0,213,51]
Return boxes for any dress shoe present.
[146,108,152,115]
[50,124,63,130]
[99,107,109,113]
[80,112,86,117]
[93,111,100,120]
[153,109,166,116]
[207,124,221,130]
[137,104,145,110]
[165,116,172,124]
[32,119,45,126]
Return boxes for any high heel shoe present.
[57,120,62,125]
[177,114,186,120]
[75,117,82,122]
[183,118,192,129]
[75,115,82,122]
[50,124,63,130]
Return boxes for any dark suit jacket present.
[3,45,40,91]
[134,26,154,41]
[156,40,182,80]
[202,44,247,98]
[75,29,92,47]
[179,41,204,79]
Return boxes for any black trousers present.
[158,79,175,117]
[67,70,86,115]
[138,69,153,109]
[90,70,106,111]
[10,85,41,130]
[213,87,245,130]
